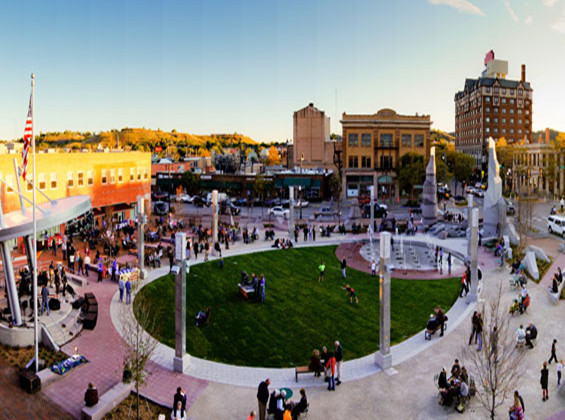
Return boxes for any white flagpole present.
[31,73,39,373]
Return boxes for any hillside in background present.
[431,129,455,144]
[33,128,258,153]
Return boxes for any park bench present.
[65,272,87,287]
[548,280,565,305]
[81,382,134,420]
[295,365,314,382]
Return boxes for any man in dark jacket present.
[335,341,343,385]
[320,346,330,382]
[173,387,186,412]
[257,378,270,420]
[84,382,98,407]
[541,361,549,401]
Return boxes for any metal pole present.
[31,73,38,373]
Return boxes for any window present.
[510,119,514,124]
[380,133,393,147]
[401,134,412,147]
[130,168,135,181]
[101,169,107,184]
[348,156,358,168]
[485,127,490,133]
[518,119,522,124]
[502,118,506,123]
[67,172,74,188]
[6,175,14,193]
[493,97,499,105]
[361,156,372,168]
[75,171,83,187]
[414,134,424,147]
[137,168,141,181]
[494,107,499,113]
[87,170,93,186]
[485,117,490,123]
[39,173,46,190]
[143,168,148,180]
[502,88,506,94]
[510,89,515,95]
[510,129,514,134]
[518,109,523,115]
[518,129,522,134]
[348,133,359,147]
[502,98,507,104]
[485,107,490,113]
[510,98,515,104]
[518,99,523,107]
[494,117,499,123]
[518,89,523,95]
[494,128,499,134]
[118,168,123,183]
[50,173,57,189]
[485,87,491,93]
[510,109,515,114]
[485,97,491,103]
[502,109,507,114]
[26,176,33,191]
[110,169,116,184]
[494,87,499,94]
[502,129,507,134]
[360,133,371,147]
[380,156,393,169]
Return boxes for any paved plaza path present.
[37,230,565,419]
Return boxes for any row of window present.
[484,87,524,96]
[347,133,425,148]
[485,127,524,135]
[2,167,148,193]
[348,155,394,169]
[485,117,524,124]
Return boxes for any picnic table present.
[238,283,256,300]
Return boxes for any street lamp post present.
[333,146,343,224]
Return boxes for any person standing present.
[476,312,483,351]
[260,275,266,303]
[447,252,452,275]
[514,390,525,415]
[62,238,67,262]
[97,259,103,282]
[77,252,84,276]
[125,278,132,304]
[173,387,187,413]
[436,305,445,337]
[469,311,478,345]
[549,339,558,364]
[312,226,316,241]
[84,253,91,277]
[61,272,67,298]
[51,237,57,256]
[334,341,343,385]
[326,351,336,391]
[561,197,564,213]
[40,284,50,316]
[341,258,347,279]
[557,360,563,386]
[256,378,270,420]
[111,260,118,283]
[371,260,377,277]
[541,361,549,401]
[118,276,125,303]
[318,261,325,282]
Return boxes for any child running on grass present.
[318,261,326,282]
[341,284,359,304]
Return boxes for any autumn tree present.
[265,145,281,166]
[397,152,425,201]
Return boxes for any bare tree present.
[463,285,526,419]
[120,282,161,419]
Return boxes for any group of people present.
[256,379,308,420]
[509,285,531,315]
[551,267,563,294]
[437,359,473,409]
[308,341,344,391]
[272,238,293,249]
[240,271,266,303]
[426,305,447,337]
[515,322,538,349]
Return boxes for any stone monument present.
[422,147,438,227]
[136,196,147,279]
[375,232,392,370]
[174,232,190,372]
[483,138,507,239]
[211,190,219,243]
[288,186,295,239]
[344,198,363,230]
[466,207,479,303]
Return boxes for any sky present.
[1,0,565,142]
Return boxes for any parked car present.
[294,200,309,208]
[151,191,167,201]
[178,194,192,203]
[362,203,387,219]
[268,206,289,218]
[314,206,338,218]
[234,197,248,207]
[192,196,210,207]
[474,190,485,198]
[437,186,450,200]
[265,198,281,207]
[465,185,475,194]
[153,201,168,215]
[280,199,290,208]
[506,199,516,216]
[548,215,565,236]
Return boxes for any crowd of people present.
[437,359,474,410]
[307,341,344,390]
[257,379,308,420]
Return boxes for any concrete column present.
[211,190,218,243]
[173,232,189,372]
[288,186,295,239]
[560,155,564,197]
[370,186,375,235]
[375,232,392,369]
[1,242,22,326]
[137,196,147,279]
[466,208,479,303]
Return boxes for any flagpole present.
[31,73,38,373]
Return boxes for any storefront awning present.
[377,175,393,184]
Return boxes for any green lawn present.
[136,246,460,368]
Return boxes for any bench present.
[81,382,135,420]
[548,280,564,305]
[295,366,314,382]
[65,272,87,287]
[238,283,256,300]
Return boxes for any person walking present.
[447,252,452,275]
[51,237,57,256]
[125,278,132,304]
[341,258,347,279]
[61,272,67,298]
[84,253,91,277]
[469,311,478,345]
[476,312,483,351]
[312,226,316,241]
[318,261,326,282]
[40,284,50,316]
[335,341,343,385]
[326,351,336,391]
[77,252,84,276]
[460,272,467,298]
[256,378,270,420]
[541,361,549,401]
[514,390,525,415]
[111,260,118,283]
[557,360,563,386]
[62,239,67,262]
[118,276,125,302]
[549,339,558,364]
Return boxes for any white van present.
[548,215,565,236]
[206,192,228,204]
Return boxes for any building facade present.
[293,103,339,170]
[341,108,431,200]
[0,151,151,239]
[455,53,533,168]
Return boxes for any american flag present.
[22,94,32,180]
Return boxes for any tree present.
[181,171,199,195]
[450,151,475,196]
[328,172,342,221]
[265,145,281,166]
[121,282,161,420]
[462,285,525,420]
[397,152,425,201]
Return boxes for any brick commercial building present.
[293,103,340,170]
[0,150,151,245]
[341,108,431,201]
[455,51,533,168]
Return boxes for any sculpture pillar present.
[288,186,295,239]
[136,196,147,279]
[422,147,438,226]
[483,138,503,239]
[211,190,218,243]
[174,232,189,372]
[466,208,479,303]
[375,232,392,369]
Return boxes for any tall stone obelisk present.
[174,232,189,372]
[422,147,438,227]
[375,232,392,370]
[483,138,503,239]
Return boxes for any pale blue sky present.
[1,0,564,142]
